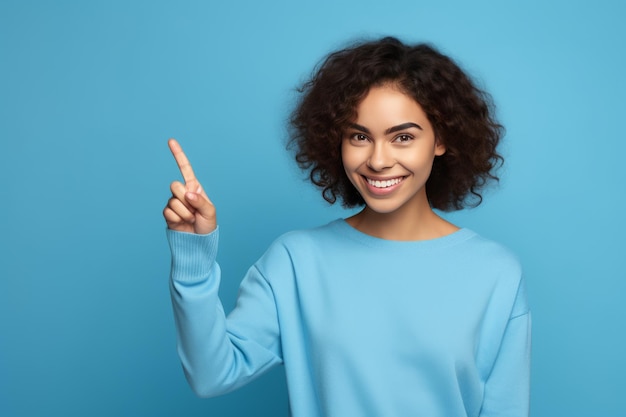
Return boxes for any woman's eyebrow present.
[385,122,423,134]
[348,123,371,134]
[348,122,423,135]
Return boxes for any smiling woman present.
[164,36,530,417]
[289,38,503,213]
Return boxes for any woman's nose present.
[367,143,395,171]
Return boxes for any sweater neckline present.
[331,218,476,250]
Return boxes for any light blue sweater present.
[167,219,531,416]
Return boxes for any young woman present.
[163,37,530,417]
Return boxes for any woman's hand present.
[163,139,217,234]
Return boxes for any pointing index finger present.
[168,139,197,185]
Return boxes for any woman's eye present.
[352,133,368,142]
[394,134,413,143]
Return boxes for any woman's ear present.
[435,138,446,156]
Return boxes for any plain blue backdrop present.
[1,0,625,416]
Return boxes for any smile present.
[366,177,405,188]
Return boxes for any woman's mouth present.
[366,176,405,188]
[361,176,407,196]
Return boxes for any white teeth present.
[367,177,402,188]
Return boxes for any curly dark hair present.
[288,36,504,211]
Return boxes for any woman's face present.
[341,84,446,215]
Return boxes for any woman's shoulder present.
[252,220,345,279]
[268,219,346,250]
[466,231,529,315]
[461,231,522,272]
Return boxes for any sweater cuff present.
[166,227,219,283]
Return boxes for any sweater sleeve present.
[166,227,283,397]
[479,278,532,417]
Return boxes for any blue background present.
[1,0,625,416]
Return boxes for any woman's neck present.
[345,204,459,241]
